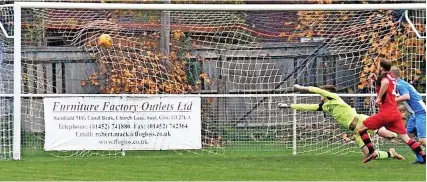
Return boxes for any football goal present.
[0,1,425,160]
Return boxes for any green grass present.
[0,150,425,181]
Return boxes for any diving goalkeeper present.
[278,84,405,160]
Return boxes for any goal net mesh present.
[0,1,425,158]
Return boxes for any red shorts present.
[363,110,407,134]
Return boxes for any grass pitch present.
[0,150,425,181]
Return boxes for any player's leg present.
[374,127,406,160]
[355,130,375,158]
[406,114,417,137]
[355,131,404,160]
[412,113,426,164]
[405,115,424,163]
[355,115,393,159]
[415,113,426,147]
[357,113,384,162]
[398,134,426,164]
[389,114,426,163]
[376,127,398,139]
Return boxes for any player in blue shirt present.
[391,68,426,164]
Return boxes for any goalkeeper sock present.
[407,138,426,160]
[375,150,391,160]
[359,129,375,154]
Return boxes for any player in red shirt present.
[356,59,426,163]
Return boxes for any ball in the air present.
[98,34,112,48]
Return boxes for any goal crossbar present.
[14,2,427,10]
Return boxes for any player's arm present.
[293,84,339,100]
[396,85,410,102]
[396,93,410,102]
[376,78,389,104]
[278,102,323,111]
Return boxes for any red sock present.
[407,138,425,156]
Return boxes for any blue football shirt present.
[396,79,426,114]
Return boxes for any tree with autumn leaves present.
[358,21,425,92]
[79,21,210,94]
[291,9,425,93]
[290,6,425,113]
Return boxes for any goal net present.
[0,1,425,159]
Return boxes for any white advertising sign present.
[43,96,201,151]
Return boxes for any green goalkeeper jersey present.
[291,87,358,128]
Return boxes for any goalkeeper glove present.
[293,84,308,91]
[278,103,291,109]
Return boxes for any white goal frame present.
[3,2,426,160]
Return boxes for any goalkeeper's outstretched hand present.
[293,84,307,91]
[278,103,291,109]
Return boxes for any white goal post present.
[3,2,426,160]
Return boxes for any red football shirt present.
[376,72,399,112]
